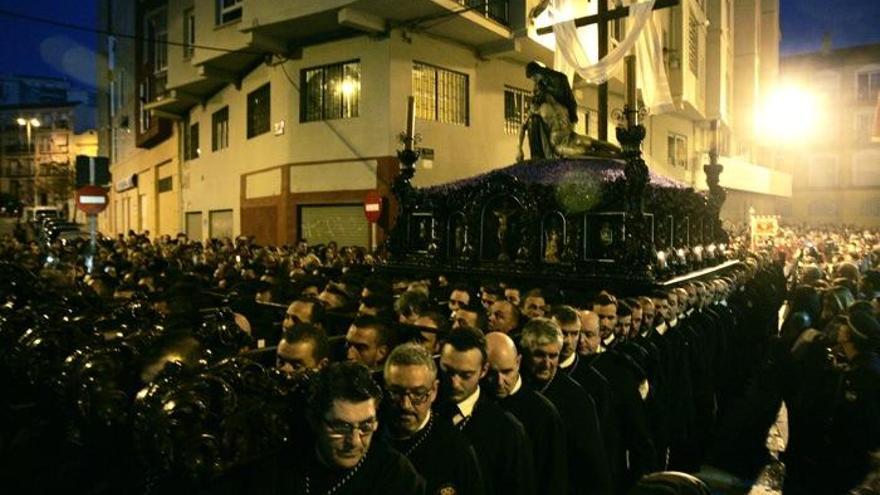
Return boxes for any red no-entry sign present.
[75,185,108,215]
[364,191,383,223]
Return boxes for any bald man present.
[577,310,602,355]
[485,332,567,495]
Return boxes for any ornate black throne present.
[384,132,733,295]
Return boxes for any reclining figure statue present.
[517,62,621,162]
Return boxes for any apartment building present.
[97,0,789,244]
[0,102,81,208]
[780,42,880,227]
[0,74,98,210]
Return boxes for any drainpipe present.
[177,119,185,237]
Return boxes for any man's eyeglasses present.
[386,386,432,405]
[323,417,377,440]
[284,313,303,325]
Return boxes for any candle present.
[405,96,415,150]
[625,55,637,127]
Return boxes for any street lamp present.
[16,117,41,206]
[756,84,822,146]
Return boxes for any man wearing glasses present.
[383,343,485,494]
[208,362,425,494]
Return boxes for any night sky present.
[0,0,879,90]
[0,0,97,89]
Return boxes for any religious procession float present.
[383,60,734,296]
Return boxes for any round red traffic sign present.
[364,190,383,223]
[75,185,108,215]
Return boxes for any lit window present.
[412,62,468,126]
[301,61,360,122]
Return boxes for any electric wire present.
[0,7,267,55]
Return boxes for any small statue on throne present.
[544,229,560,263]
[494,206,517,261]
[517,62,620,162]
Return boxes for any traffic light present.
[75,156,111,187]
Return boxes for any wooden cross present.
[535,0,680,140]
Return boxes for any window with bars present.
[301,60,360,122]
[857,70,880,102]
[667,133,688,168]
[183,8,195,59]
[688,18,699,76]
[186,122,200,160]
[504,86,530,134]
[247,83,270,138]
[216,0,242,25]
[212,107,229,151]
[412,62,469,126]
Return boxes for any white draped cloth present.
[547,0,675,114]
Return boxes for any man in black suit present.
[485,331,567,495]
[383,343,485,495]
[520,318,611,495]
[587,295,657,492]
[438,328,535,495]
[204,362,426,495]
[551,305,612,426]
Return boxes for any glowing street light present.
[17,117,40,128]
[756,84,823,145]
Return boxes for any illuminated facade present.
[780,42,880,227]
[97,0,788,243]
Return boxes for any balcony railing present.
[458,0,510,26]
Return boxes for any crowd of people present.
[0,224,878,495]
